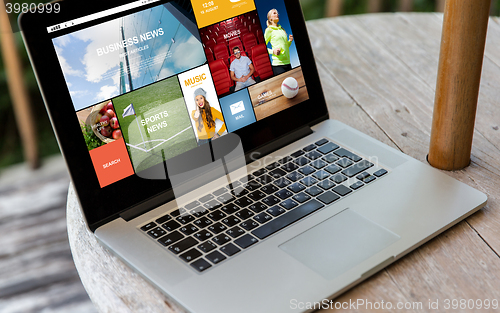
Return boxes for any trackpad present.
[279,209,400,280]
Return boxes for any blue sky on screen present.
[53,4,206,111]
[254,0,300,68]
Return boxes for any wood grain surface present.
[64,13,500,312]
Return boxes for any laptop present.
[20,0,487,311]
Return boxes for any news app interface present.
[52,0,308,187]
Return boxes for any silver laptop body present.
[96,119,486,313]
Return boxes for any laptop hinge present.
[119,189,175,222]
[244,125,313,163]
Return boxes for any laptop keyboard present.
[138,138,388,273]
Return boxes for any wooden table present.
[67,13,500,312]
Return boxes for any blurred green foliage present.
[1,0,499,168]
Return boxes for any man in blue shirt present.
[229,46,256,91]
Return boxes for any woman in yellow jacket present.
[265,8,294,76]
[191,88,226,145]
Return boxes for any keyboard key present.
[286,171,304,182]
[191,207,209,218]
[155,214,171,224]
[232,187,248,197]
[170,209,181,217]
[168,237,198,254]
[323,154,340,163]
[254,212,273,224]
[282,162,299,172]
[190,258,212,272]
[213,187,227,196]
[226,181,241,189]
[208,210,226,221]
[158,231,184,246]
[248,190,266,202]
[180,224,199,236]
[363,176,376,184]
[252,168,267,177]
[330,174,348,184]
[247,179,262,189]
[185,201,200,211]
[332,185,352,196]
[356,172,371,180]
[303,144,316,152]
[317,191,341,204]
[342,160,374,177]
[252,200,324,239]
[305,150,322,160]
[317,142,339,154]
[212,234,231,245]
[262,195,280,206]
[256,174,274,185]
[176,214,195,225]
[294,157,309,166]
[373,169,388,177]
[220,243,241,256]
[206,251,226,264]
[240,220,259,231]
[194,230,213,241]
[305,186,323,197]
[199,194,215,203]
[208,222,227,234]
[291,150,304,158]
[226,226,245,238]
[350,181,364,190]
[162,220,181,231]
[236,208,254,220]
[239,174,254,183]
[193,216,213,228]
[293,192,311,203]
[273,178,292,188]
[325,164,342,174]
[261,184,279,195]
[197,241,216,253]
[217,193,235,204]
[280,199,298,210]
[311,159,327,169]
[275,189,293,200]
[314,138,329,146]
[248,202,267,213]
[300,176,318,187]
[288,182,306,193]
[234,197,253,208]
[313,170,330,180]
[269,168,287,179]
[179,248,202,263]
[265,162,280,170]
[141,222,157,232]
[279,156,293,164]
[299,166,315,176]
[234,234,259,249]
[317,179,335,190]
[267,206,286,217]
[221,203,240,215]
[333,148,363,162]
[204,199,222,211]
[222,216,241,227]
[337,158,354,168]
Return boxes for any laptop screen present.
[49,0,309,188]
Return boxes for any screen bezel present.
[20,0,328,231]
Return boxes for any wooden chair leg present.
[428,0,491,170]
[0,5,39,169]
